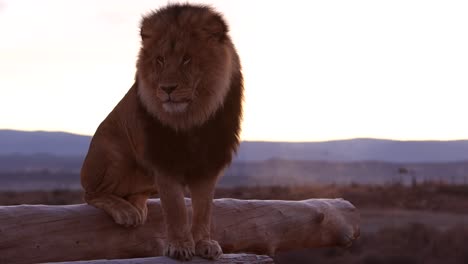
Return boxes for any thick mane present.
[136,3,237,131]
[142,3,228,34]
[132,3,244,182]
[136,61,243,183]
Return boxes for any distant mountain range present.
[2,129,468,190]
[2,129,468,163]
[0,130,91,156]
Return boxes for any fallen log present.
[0,198,359,264]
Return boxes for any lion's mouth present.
[162,99,191,113]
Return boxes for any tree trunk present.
[0,198,359,264]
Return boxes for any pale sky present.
[1,0,468,141]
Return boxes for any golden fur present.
[80,3,243,261]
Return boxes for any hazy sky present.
[1,0,467,141]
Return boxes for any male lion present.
[80,4,243,261]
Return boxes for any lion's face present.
[136,5,235,130]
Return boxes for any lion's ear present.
[139,16,155,43]
[203,14,228,42]
[140,28,151,41]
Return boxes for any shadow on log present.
[0,198,359,264]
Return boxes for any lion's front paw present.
[195,239,223,260]
[164,239,195,261]
[109,203,145,227]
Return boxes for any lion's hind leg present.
[85,193,147,227]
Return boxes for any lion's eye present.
[182,55,191,65]
[156,56,165,66]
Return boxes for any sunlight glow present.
[1,0,467,141]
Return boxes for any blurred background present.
[1,0,468,263]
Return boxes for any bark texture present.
[0,198,359,264]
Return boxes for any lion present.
[80,3,243,261]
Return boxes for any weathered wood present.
[46,254,274,264]
[0,198,359,264]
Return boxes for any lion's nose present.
[160,84,178,95]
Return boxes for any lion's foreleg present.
[157,175,195,261]
[188,176,222,260]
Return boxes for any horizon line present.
[2,128,468,143]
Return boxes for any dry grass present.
[0,189,84,205]
[1,183,467,213]
[215,183,468,214]
[275,224,468,264]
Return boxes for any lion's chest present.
[143,124,237,182]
